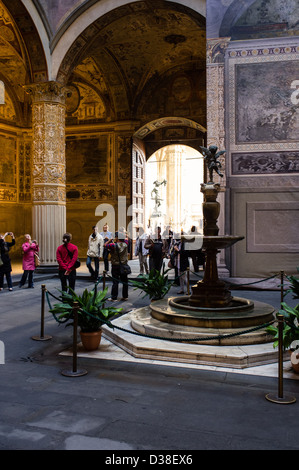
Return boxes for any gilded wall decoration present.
[25,82,67,204]
[66,186,113,201]
[66,82,107,122]
[19,141,32,202]
[66,135,109,184]
[117,134,131,199]
[0,135,15,185]
[0,92,16,121]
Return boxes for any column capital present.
[207,37,231,64]
[24,81,71,105]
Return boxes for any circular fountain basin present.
[150,296,276,329]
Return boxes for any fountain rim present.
[168,295,254,312]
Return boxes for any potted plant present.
[49,285,122,351]
[266,302,299,350]
[130,265,174,301]
[267,268,299,371]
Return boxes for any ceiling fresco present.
[0,0,48,125]
[0,0,206,129]
[62,2,206,124]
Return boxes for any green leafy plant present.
[267,302,299,350]
[130,266,174,301]
[284,267,299,300]
[267,268,299,350]
[49,285,122,332]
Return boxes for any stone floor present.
[10,259,299,380]
[1,264,298,450]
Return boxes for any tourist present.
[19,234,39,288]
[134,227,149,275]
[100,223,113,272]
[162,225,173,250]
[106,231,129,301]
[174,233,189,294]
[0,232,15,291]
[144,226,168,273]
[56,233,79,292]
[188,225,205,272]
[86,225,104,280]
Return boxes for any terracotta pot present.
[80,329,102,351]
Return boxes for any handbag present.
[34,252,40,267]
[116,244,131,275]
[66,247,81,269]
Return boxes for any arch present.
[219,0,261,37]
[1,0,49,82]
[52,0,206,82]
[134,117,206,139]
[133,117,206,160]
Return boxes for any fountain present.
[132,146,276,344]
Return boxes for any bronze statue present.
[200,145,225,182]
[151,179,167,209]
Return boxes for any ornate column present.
[206,38,230,273]
[25,81,69,270]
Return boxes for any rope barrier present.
[45,287,275,342]
[44,268,296,344]
[100,317,275,343]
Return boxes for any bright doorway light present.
[145,145,204,234]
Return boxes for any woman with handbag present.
[19,234,39,289]
[106,231,130,301]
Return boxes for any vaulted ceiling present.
[0,0,206,127]
[61,2,206,124]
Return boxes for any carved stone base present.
[188,280,233,308]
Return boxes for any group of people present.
[56,225,130,301]
[84,224,129,301]
[0,222,205,301]
[57,223,205,300]
[135,225,205,295]
[0,232,39,291]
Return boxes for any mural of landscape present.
[235,60,299,143]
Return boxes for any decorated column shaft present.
[25,82,69,267]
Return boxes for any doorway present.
[132,144,204,237]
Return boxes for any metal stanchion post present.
[32,284,52,341]
[187,267,190,295]
[280,270,284,305]
[265,313,296,404]
[61,301,88,377]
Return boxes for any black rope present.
[101,317,275,343]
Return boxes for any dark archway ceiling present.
[59,1,206,125]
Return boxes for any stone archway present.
[132,117,206,236]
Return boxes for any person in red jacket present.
[56,232,78,292]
